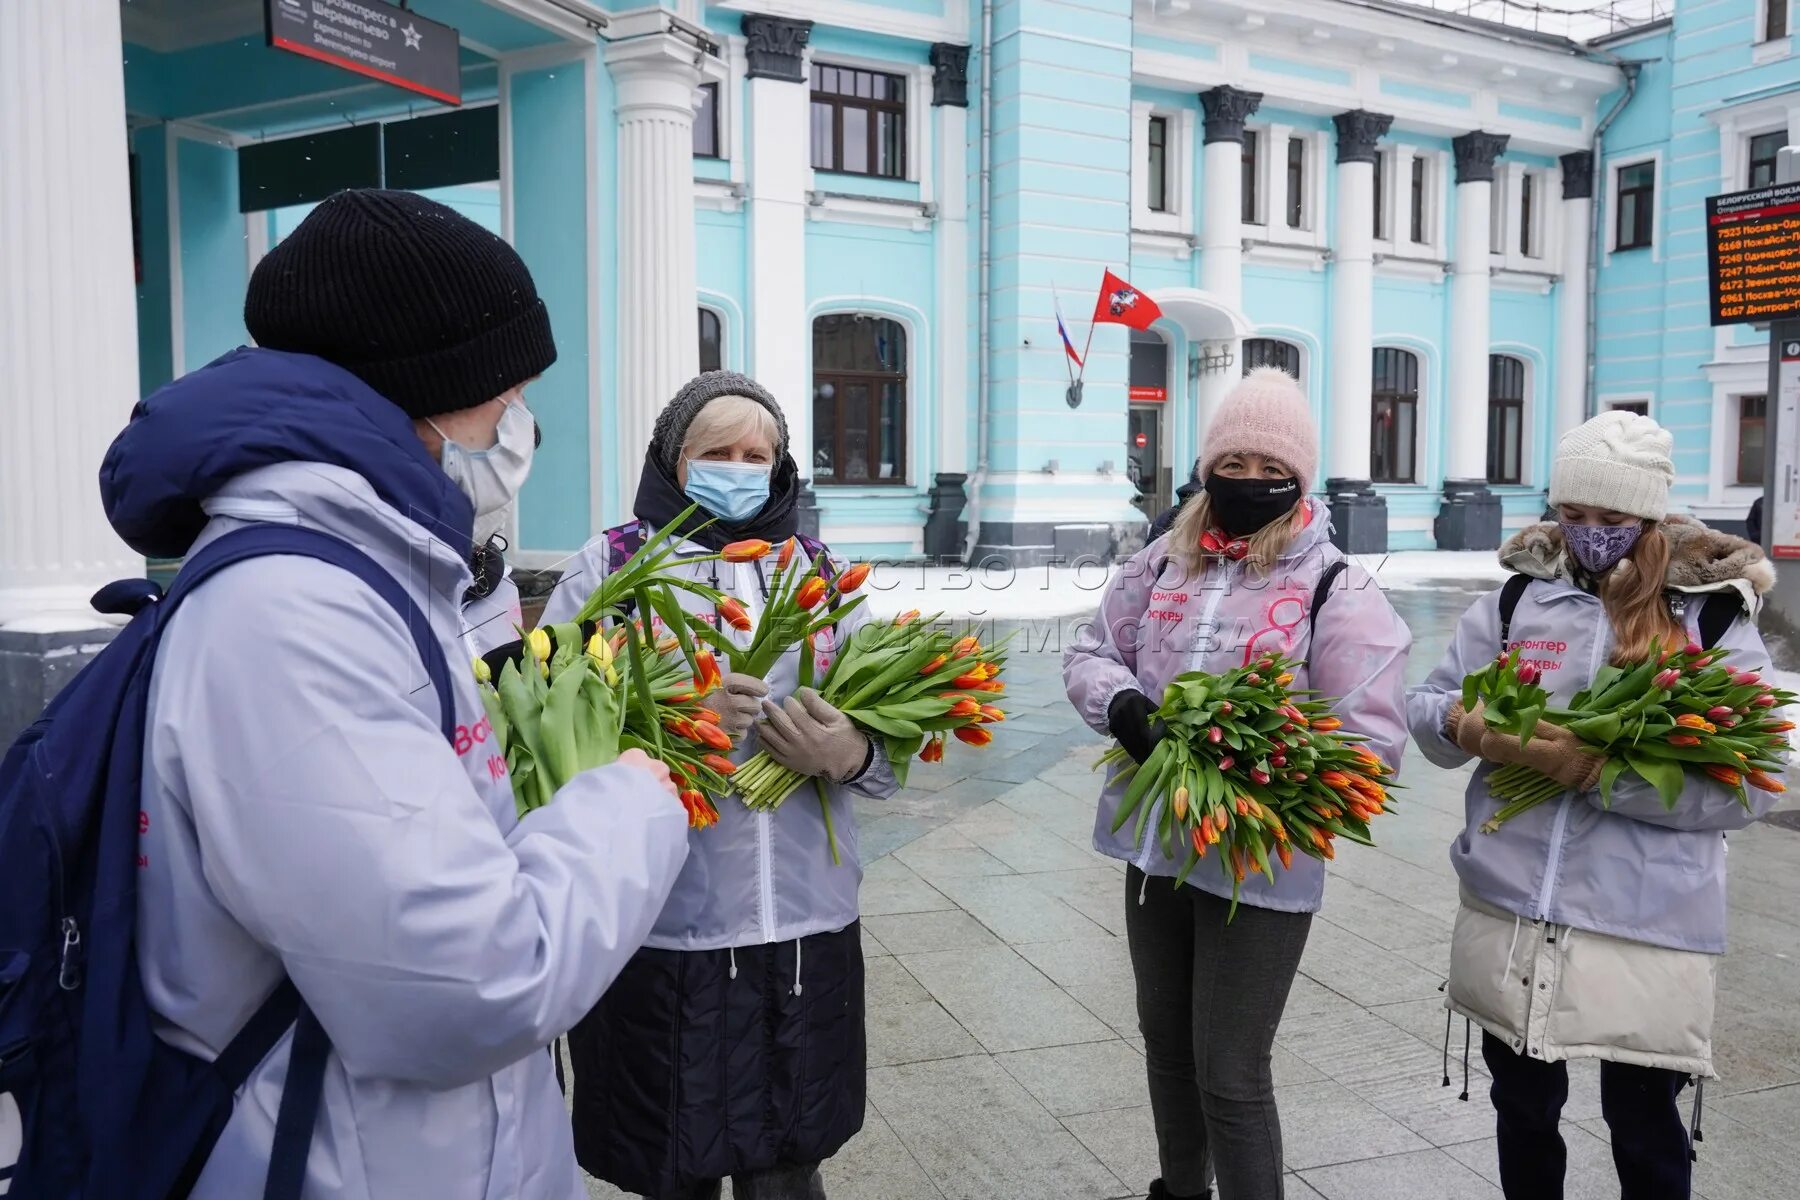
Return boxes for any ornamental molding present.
[1559,150,1594,200]
[929,44,970,107]
[1453,130,1510,184]
[1200,85,1263,144]
[1334,109,1395,164]
[741,14,812,82]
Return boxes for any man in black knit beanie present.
[97,188,691,1199]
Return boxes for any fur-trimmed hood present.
[1499,513,1776,613]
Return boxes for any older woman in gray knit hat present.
[540,371,895,1200]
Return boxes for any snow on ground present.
[863,551,1510,621]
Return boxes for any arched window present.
[1243,338,1301,380]
[812,314,907,484]
[698,308,723,374]
[1370,348,1419,484]
[1487,354,1526,485]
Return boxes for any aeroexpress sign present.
[265,0,462,106]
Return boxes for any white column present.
[1555,151,1594,439]
[1199,141,1243,307]
[0,0,141,629]
[1447,131,1509,482]
[607,34,703,504]
[743,16,814,479]
[1325,111,1392,486]
[1196,87,1261,440]
[1329,159,1377,482]
[933,92,970,475]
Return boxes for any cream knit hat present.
[1198,367,1319,492]
[1548,410,1674,521]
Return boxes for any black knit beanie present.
[244,189,557,419]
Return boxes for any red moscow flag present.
[1091,270,1163,331]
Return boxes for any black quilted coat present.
[569,922,866,1197]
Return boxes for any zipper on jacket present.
[757,809,777,938]
[1136,558,1238,881]
[1534,599,1609,920]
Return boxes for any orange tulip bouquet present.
[476,506,758,828]
[1462,642,1794,833]
[731,609,1010,863]
[1097,653,1395,917]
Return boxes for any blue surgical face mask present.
[684,457,771,522]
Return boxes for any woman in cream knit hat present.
[1406,410,1782,1200]
[1066,368,1413,1200]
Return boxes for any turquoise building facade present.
[108,0,1797,563]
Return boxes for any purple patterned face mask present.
[1560,520,1643,574]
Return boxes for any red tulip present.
[794,577,828,612]
[1311,716,1343,733]
[947,697,981,718]
[703,753,738,776]
[979,705,1006,723]
[1685,642,1704,656]
[1219,701,1233,715]
[895,609,920,627]
[694,648,722,694]
[954,724,992,747]
[693,721,733,752]
[1748,769,1787,792]
[1207,726,1223,744]
[1250,768,1271,785]
[1246,674,1262,686]
[1191,827,1208,856]
[1217,756,1235,771]
[835,562,872,594]
[952,635,980,658]
[777,537,797,568]
[1708,706,1733,720]
[718,597,752,632]
[721,539,773,562]
[1754,693,1778,707]
[1517,664,1539,686]
[1668,733,1701,747]
[921,654,949,675]
[951,672,986,689]
[1652,669,1680,689]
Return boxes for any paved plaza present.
[587,582,1800,1200]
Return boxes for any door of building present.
[1128,329,1172,520]
[1128,404,1169,519]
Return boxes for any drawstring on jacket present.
[792,938,804,996]
[728,946,738,981]
[1438,981,1471,1101]
[1689,1076,1706,1160]
[1138,871,1150,906]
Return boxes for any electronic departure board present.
[1708,181,1800,327]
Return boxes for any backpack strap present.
[1496,574,1533,649]
[161,525,457,1200]
[1302,560,1347,674]
[602,521,647,574]
[1693,592,1744,650]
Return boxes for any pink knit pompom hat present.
[1198,366,1319,492]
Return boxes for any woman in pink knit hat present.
[1065,368,1413,1200]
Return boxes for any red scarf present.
[1199,527,1251,560]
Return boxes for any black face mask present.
[1203,472,1301,538]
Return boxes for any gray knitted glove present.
[756,688,871,783]
[701,673,768,736]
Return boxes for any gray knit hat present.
[652,370,790,476]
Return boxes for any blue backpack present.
[0,525,455,1199]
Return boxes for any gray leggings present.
[1124,867,1313,1200]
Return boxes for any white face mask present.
[430,400,535,544]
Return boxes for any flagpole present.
[1052,285,1074,386]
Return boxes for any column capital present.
[605,32,704,117]
[929,43,970,107]
[1452,130,1510,185]
[1200,86,1263,144]
[1333,110,1394,165]
[1560,150,1595,200]
[742,14,813,82]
